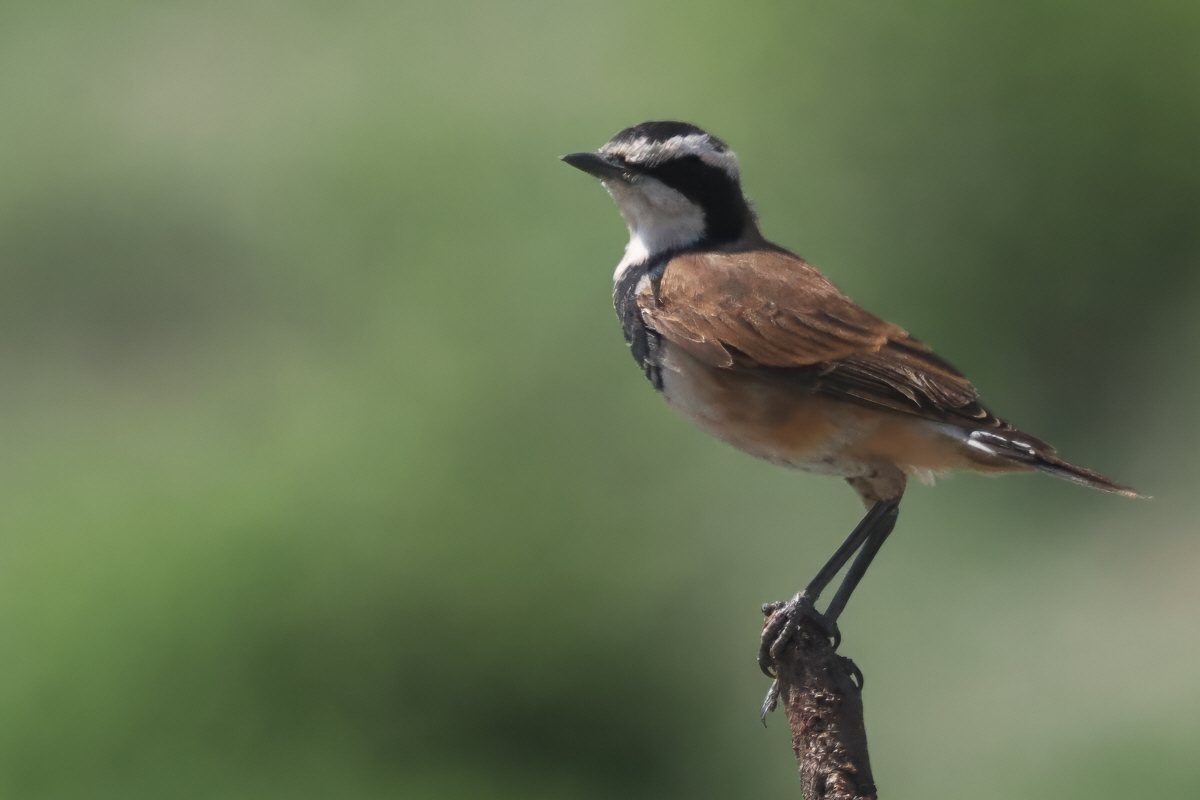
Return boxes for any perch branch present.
[763,607,877,800]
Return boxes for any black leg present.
[804,500,898,600]
[758,499,900,677]
[823,501,899,622]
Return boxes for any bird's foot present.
[758,592,840,678]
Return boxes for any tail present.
[964,429,1141,498]
[1031,451,1141,498]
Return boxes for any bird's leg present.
[758,499,899,678]
[758,500,900,719]
[823,501,899,623]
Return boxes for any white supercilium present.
[601,134,740,180]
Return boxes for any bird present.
[561,120,1137,708]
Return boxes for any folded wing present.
[641,247,1009,431]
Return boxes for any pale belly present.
[657,341,980,481]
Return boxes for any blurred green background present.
[1,1,1197,798]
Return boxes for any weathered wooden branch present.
[763,607,877,800]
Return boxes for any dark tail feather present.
[966,430,1141,498]
[1032,453,1141,498]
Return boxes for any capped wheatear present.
[562,121,1137,707]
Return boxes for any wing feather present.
[643,249,899,367]
[640,246,1008,430]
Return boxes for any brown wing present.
[642,248,901,368]
[821,338,1003,427]
[640,246,1009,430]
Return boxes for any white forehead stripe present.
[601,134,740,180]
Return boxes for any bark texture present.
[765,608,877,800]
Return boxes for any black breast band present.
[612,255,669,392]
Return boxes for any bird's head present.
[563,121,755,267]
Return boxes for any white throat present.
[605,176,706,282]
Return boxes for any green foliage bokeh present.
[1,2,1197,798]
